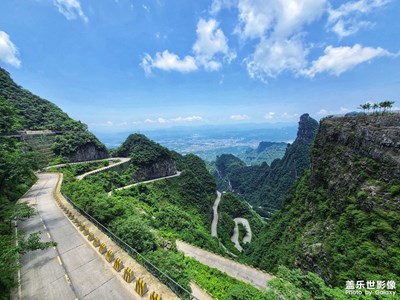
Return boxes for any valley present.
[1,65,399,300]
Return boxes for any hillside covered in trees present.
[214,113,318,217]
[244,113,400,292]
[0,68,107,161]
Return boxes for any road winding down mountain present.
[16,173,136,300]
[211,191,221,237]
[231,218,253,252]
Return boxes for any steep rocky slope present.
[0,68,108,162]
[214,114,318,216]
[114,133,177,180]
[246,113,400,287]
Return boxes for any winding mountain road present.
[16,173,136,300]
[108,171,182,196]
[211,191,221,237]
[176,240,274,290]
[231,218,252,252]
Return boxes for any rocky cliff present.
[67,143,109,163]
[115,133,178,180]
[214,113,318,216]
[133,158,177,181]
[247,113,400,288]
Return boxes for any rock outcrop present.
[248,113,400,287]
[133,158,177,181]
[68,144,108,163]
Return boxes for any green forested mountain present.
[114,133,172,165]
[214,114,318,216]
[0,68,107,160]
[245,114,400,290]
[241,141,288,165]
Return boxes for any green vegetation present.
[358,101,396,113]
[0,67,107,160]
[48,160,111,176]
[214,114,318,217]
[241,141,288,165]
[217,192,264,255]
[0,98,55,298]
[245,114,400,294]
[114,133,171,165]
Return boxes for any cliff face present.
[133,158,177,181]
[214,113,318,216]
[312,114,400,200]
[68,144,108,162]
[247,113,400,287]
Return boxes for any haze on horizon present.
[0,0,399,134]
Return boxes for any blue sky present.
[0,0,399,133]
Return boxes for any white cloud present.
[230,114,249,121]
[264,112,275,120]
[232,0,327,80]
[246,36,308,79]
[170,116,203,122]
[144,116,203,124]
[328,0,390,37]
[142,18,234,74]
[234,0,327,40]
[106,121,113,126]
[302,44,393,77]
[141,50,198,75]
[53,0,88,23]
[0,31,21,68]
[193,18,236,71]
[210,0,236,15]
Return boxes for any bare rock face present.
[133,158,177,181]
[312,114,400,200]
[68,144,108,162]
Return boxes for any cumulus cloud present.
[141,18,234,74]
[0,31,21,68]
[246,36,309,79]
[193,18,236,71]
[235,0,327,40]
[230,114,249,121]
[302,44,393,77]
[328,0,390,37]
[231,0,327,79]
[141,50,198,75]
[53,0,88,23]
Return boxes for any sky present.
[0,0,399,133]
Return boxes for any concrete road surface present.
[109,171,182,196]
[17,173,136,300]
[211,192,221,237]
[176,240,274,290]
